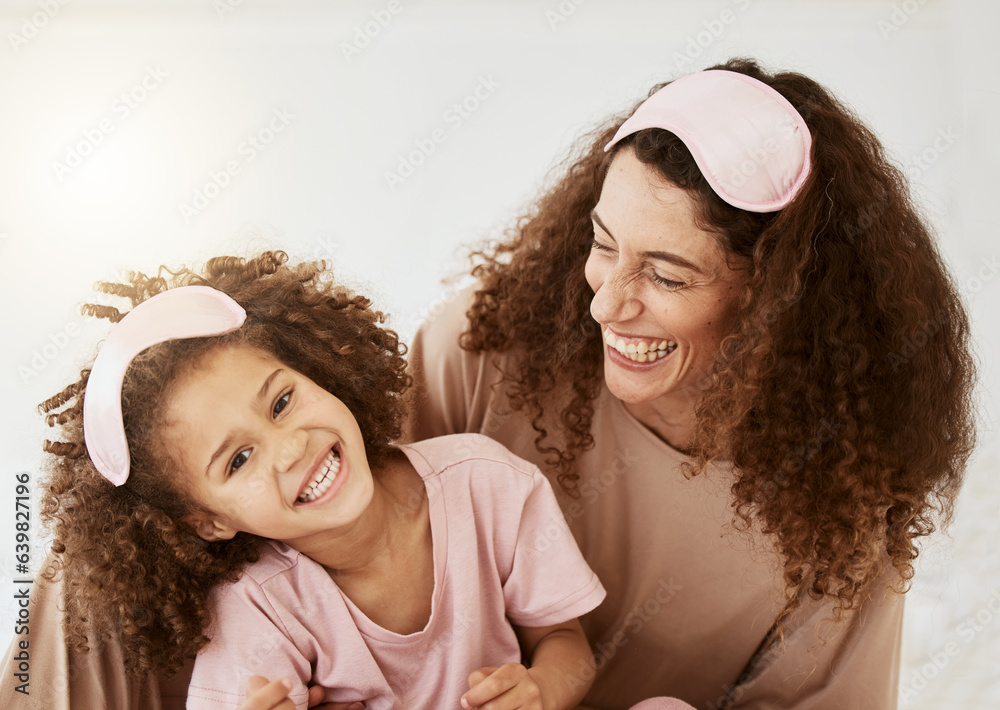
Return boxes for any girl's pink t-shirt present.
[186,433,606,709]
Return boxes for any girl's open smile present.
[159,343,376,549]
[296,442,348,505]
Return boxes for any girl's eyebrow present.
[206,436,233,478]
[255,369,284,405]
[204,368,285,477]
[590,209,704,275]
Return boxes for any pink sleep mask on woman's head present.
[604,69,812,213]
[82,285,246,486]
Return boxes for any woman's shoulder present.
[405,284,523,443]
[413,282,479,349]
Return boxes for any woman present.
[403,58,976,708]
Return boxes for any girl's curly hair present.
[462,58,976,618]
[39,251,411,678]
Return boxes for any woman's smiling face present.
[585,147,747,413]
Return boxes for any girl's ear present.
[186,513,238,542]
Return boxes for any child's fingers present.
[307,682,368,710]
[307,684,326,707]
[239,676,295,710]
[467,666,498,689]
[246,676,271,695]
[461,664,524,709]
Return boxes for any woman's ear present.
[185,512,238,542]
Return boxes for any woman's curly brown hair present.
[39,250,411,678]
[462,58,976,619]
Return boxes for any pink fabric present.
[83,285,246,486]
[186,434,606,709]
[605,70,811,213]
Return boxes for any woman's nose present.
[590,269,642,325]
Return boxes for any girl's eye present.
[229,449,251,475]
[273,392,290,417]
[651,273,685,290]
[590,238,614,253]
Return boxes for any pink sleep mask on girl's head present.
[82,285,246,486]
[604,69,812,213]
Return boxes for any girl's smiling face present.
[585,147,747,412]
[159,343,374,548]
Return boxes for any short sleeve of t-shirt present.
[186,578,312,710]
[501,459,606,627]
[403,433,606,631]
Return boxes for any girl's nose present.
[273,429,308,474]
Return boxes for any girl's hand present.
[238,676,296,710]
[307,683,366,710]
[236,676,364,710]
[461,663,543,709]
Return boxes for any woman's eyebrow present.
[590,209,704,275]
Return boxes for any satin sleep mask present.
[83,285,246,486]
[604,69,812,213]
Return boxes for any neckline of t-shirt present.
[331,441,448,645]
[599,384,741,490]
[600,383,695,462]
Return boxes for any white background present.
[0,0,997,706]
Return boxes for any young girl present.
[38,251,605,709]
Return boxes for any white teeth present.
[297,449,341,503]
[603,330,678,363]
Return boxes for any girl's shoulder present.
[400,434,539,483]
[398,434,550,521]
[223,540,317,591]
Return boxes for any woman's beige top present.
[403,289,904,710]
